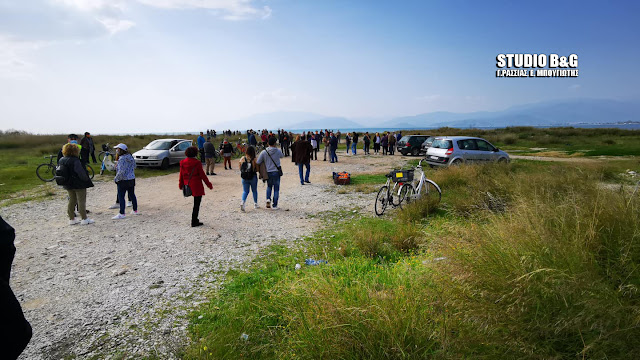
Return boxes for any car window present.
[177,141,190,151]
[457,139,478,150]
[476,139,494,151]
[399,136,410,143]
[423,136,435,147]
[146,140,173,150]
[432,139,452,149]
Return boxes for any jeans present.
[364,143,370,154]
[266,171,281,207]
[242,175,258,203]
[298,162,310,183]
[330,149,338,163]
[117,180,137,214]
[352,143,357,154]
[345,142,351,153]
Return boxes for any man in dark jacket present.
[292,136,313,185]
[329,132,339,163]
[80,132,97,164]
[0,216,32,359]
[203,137,217,176]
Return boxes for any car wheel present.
[450,158,462,166]
[411,148,419,156]
[498,157,508,163]
[160,158,169,170]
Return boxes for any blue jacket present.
[197,136,206,149]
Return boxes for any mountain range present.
[214,98,640,130]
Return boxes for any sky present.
[0,0,638,133]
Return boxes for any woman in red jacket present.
[179,146,213,227]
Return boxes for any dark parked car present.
[397,135,430,156]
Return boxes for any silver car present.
[133,139,193,169]
[424,136,509,167]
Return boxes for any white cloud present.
[52,0,136,34]
[96,17,136,35]
[0,35,51,78]
[136,0,272,20]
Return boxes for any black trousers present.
[192,196,202,224]
[90,150,97,163]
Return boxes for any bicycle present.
[399,159,442,206]
[374,170,411,216]
[99,143,116,175]
[37,155,95,182]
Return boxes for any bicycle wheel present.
[398,183,415,207]
[419,179,441,206]
[86,164,95,179]
[215,151,222,163]
[375,186,389,216]
[391,182,403,207]
[36,163,55,182]
[98,151,107,162]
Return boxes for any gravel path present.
[3,152,409,359]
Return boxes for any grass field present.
[0,132,245,202]
[184,160,640,359]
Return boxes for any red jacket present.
[179,157,212,197]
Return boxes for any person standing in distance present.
[112,144,140,220]
[292,135,312,185]
[203,137,217,176]
[59,143,95,225]
[197,132,206,164]
[256,137,284,209]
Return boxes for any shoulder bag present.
[264,148,283,176]
[182,167,196,197]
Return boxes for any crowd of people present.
[54,129,403,228]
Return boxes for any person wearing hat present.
[112,143,139,219]
[221,139,233,170]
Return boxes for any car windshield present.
[431,139,452,149]
[399,136,410,143]
[146,140,173,150]
[423,136,435,147]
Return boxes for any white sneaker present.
[131,210,141,215]
[108,203,119,209]
[272,206,279,210]
[254,203,259,209]
[126,201,133,207]
[69,218,80,225]
[112,213,126,220]
[80,218,95,225]
[240,203,245,212]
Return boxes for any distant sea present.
[130,123,640,136]
[291,123,640,133]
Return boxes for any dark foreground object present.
[0,216,32,359]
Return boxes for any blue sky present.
[0,0,638,133]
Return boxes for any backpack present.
[240,158,254,180]
[54,162,72,186]
[333,171,351,185]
